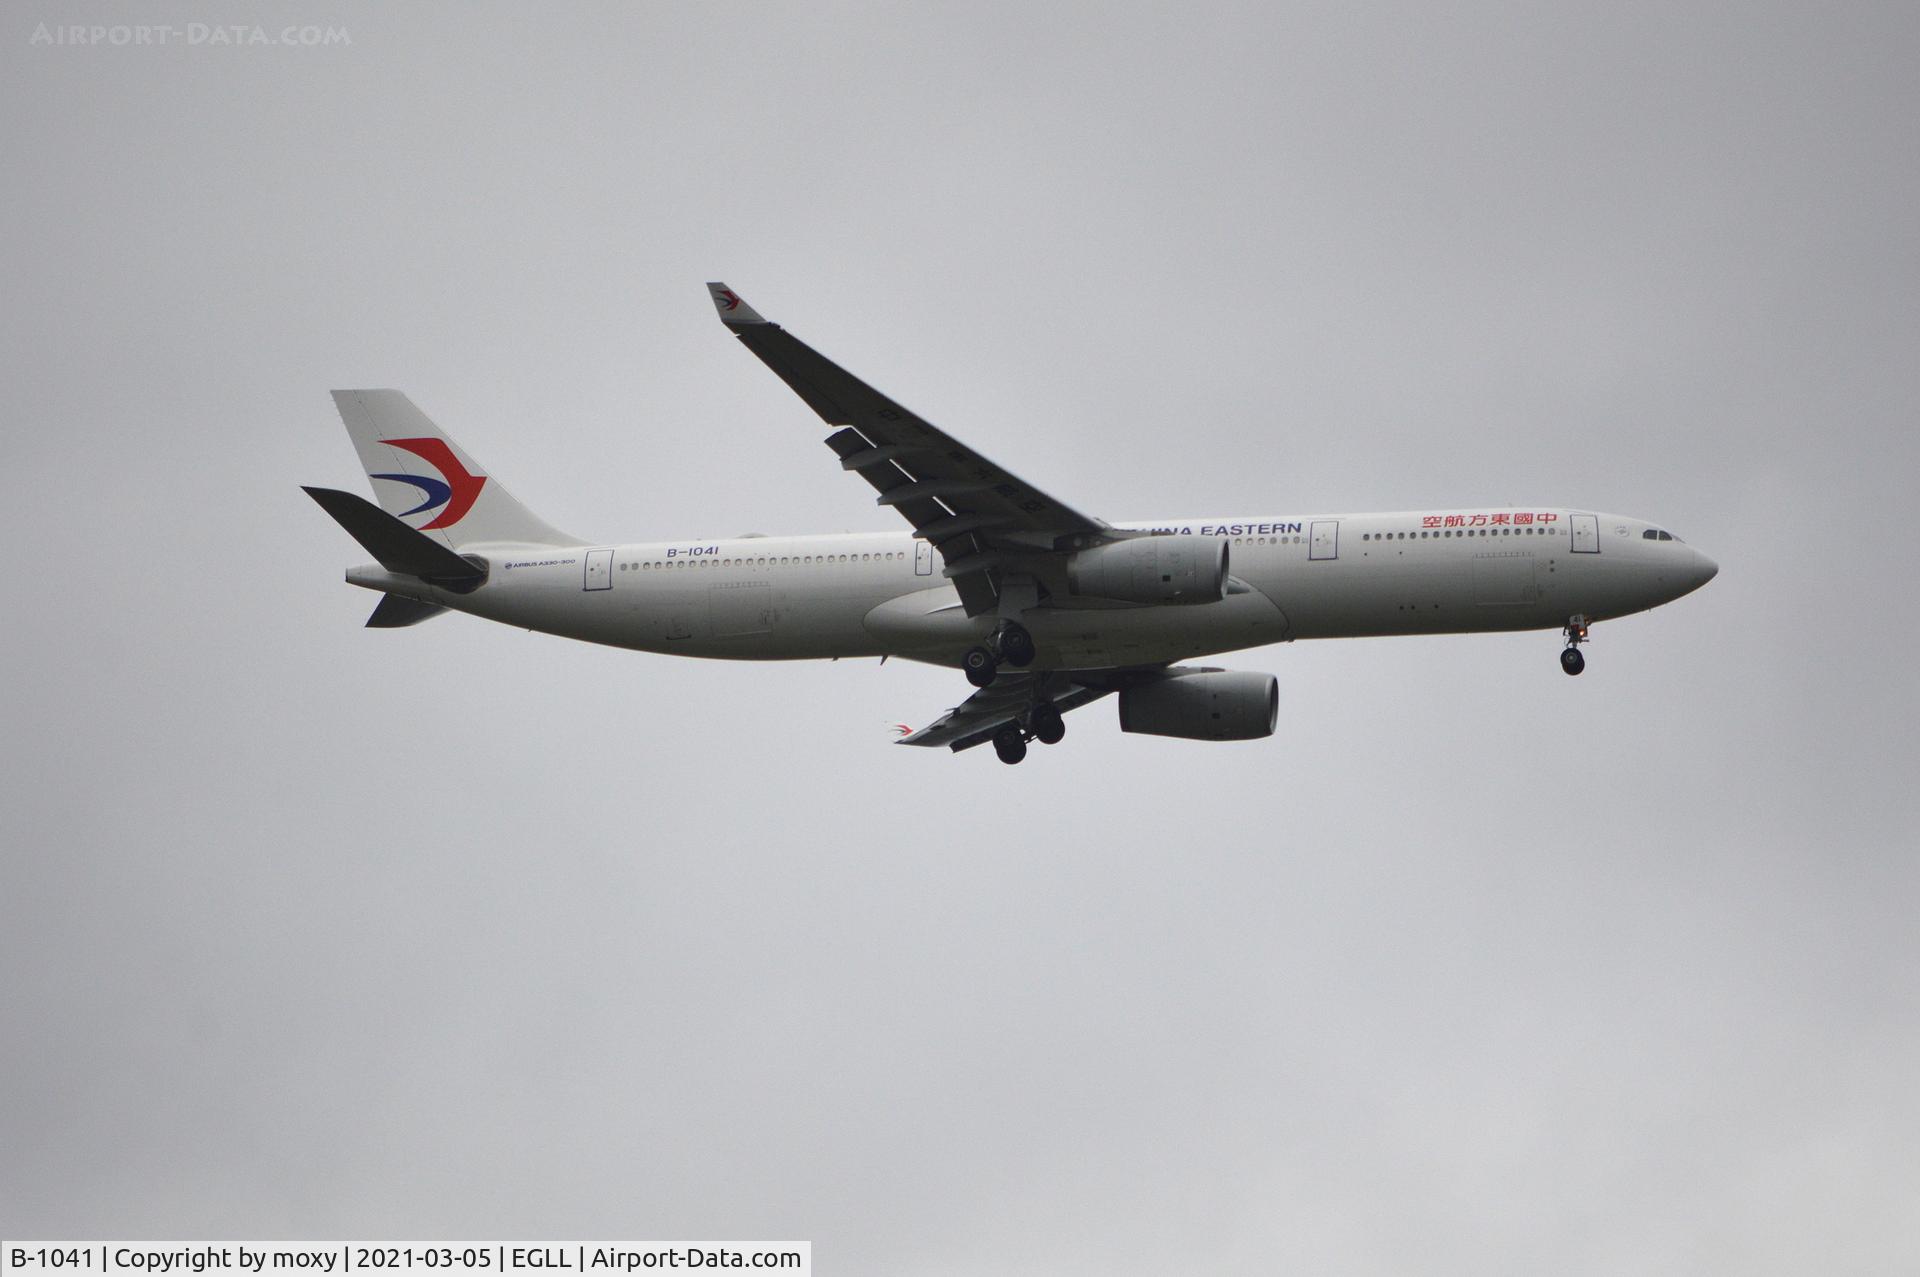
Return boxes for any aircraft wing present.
[708,283,1116,616]
[895,667,1115,751]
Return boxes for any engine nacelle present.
[1118,670,1278,741]
[1066,534,1228,605]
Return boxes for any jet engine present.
[1066,535,1228,605]
[1117,670,1278,741]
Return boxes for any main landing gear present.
[958,619,1057,764]
[993,700,1066,765]
[962,621,1036,689]
[1561,615,1590,676]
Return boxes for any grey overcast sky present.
[3,2,1917,1272]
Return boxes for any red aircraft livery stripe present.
[381,437,487,530]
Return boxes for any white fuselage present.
[356,506,1718,672]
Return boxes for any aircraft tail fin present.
[330,389,582,549]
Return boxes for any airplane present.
[304,283,1719,764]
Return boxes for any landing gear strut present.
[1561,615,1589,676]
[960,621,1036,689]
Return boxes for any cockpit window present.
[1643,528,1678,541]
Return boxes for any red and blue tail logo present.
[373,437,486,530]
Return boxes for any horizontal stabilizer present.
[303,486,484,582]
[365,594,447,628]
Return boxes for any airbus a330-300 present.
[305,284,1718,763]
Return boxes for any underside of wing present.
[708,283,1119,616]
[897,667,1121,752]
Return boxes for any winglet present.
[706,282,769,327]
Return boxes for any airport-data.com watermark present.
[29,21,351,48]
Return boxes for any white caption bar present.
[1,1245,809,1277]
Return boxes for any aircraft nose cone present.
[1691,549,1719,591]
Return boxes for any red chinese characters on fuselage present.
[1420,512,1560,530]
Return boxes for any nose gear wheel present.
[1561,614,1590,676]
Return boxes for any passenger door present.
[583,548,613,589]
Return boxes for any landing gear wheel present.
[997,622,1036,668]
[963,646,998,688]
[1029,702,1065,745]
[992,724,1028,765]
[1560,613,1590,676]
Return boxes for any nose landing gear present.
[1561,615,1590,676]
